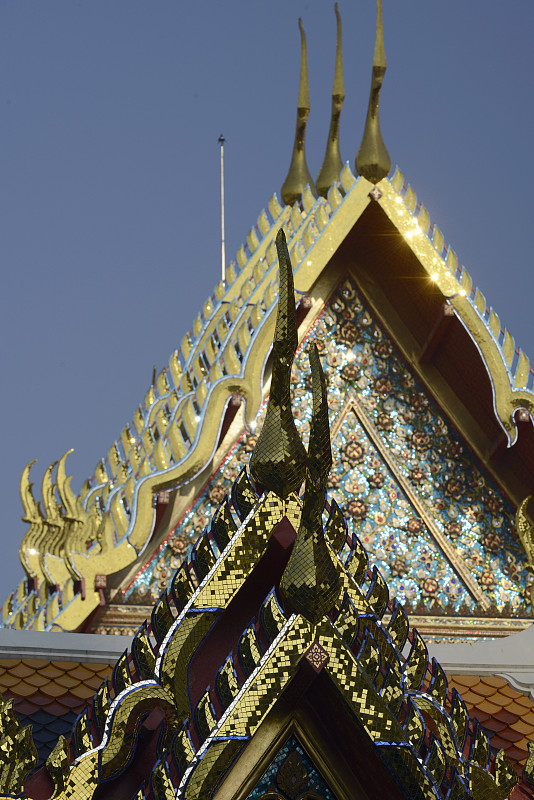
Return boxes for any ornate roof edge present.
[5,162,534,633]
[380,168,534,446]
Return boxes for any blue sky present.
[1,1,533,604]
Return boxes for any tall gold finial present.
[317,4,345,197]
[280,344,339,623]
[249,229,307,499]
[355,0,391,183]
[281,19,317,206]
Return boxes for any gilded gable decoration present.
[0,236,526,799]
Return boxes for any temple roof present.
[1,185,534,800]
[3,2,534,640]
[2,460,531,797]
[4,161,534,634]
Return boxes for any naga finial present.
[317,3,345,198]
[355,0,391,184]
[281,19,317,206]
[19,460,41,524]
[56,449,80,520]
[19,460,44,580]
[41,461,62,526]
[249,229,307,499]
[280,343,339,623]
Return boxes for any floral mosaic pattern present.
[124,278,530,616]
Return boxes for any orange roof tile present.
[8,663,35,679]
[25,672,56,689]
[500,684,527,700]
[480,676,509,689]
[451,675,481,688]
[69,683,97,700]
[505,701,531,717]
[511,719,534,736]
[37,663,64,679]
[67,665,97,681]
[514,695,534,710]
[0,659,21,669]
[54,674,82,690]
[449,674,534,781]
[474,699,502,715]
[0,673,22,689]
[12,681,39,698]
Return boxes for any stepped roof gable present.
[2,238,530,800]
[6,162,534,635]
[4,3,534,638]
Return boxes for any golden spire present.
[249,229,307,499]
[355,0,391,183]
[317,4,345,198]
[280,343,339,623]
[281,19,317,206]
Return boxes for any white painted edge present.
[0,628,132,664]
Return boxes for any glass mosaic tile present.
[125,278,529,617]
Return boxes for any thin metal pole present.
[218,134,226,284]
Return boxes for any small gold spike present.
[524,741,534,788]
[355,0,391,183]
[45,735,70,798]
[19,460,40,523]
[19,459,45,580]
[151,756,176,799]
[516,496,534,612]
[249,230,307,498]
[57,450,81,521]
[317,4,345,197]
[281,19,317,206]
[0,694,38,794]
[216,658,240,711]
[280,344,339,623]
[495,749,517,793]
[41,461,61,525]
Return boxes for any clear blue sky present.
[1,1,533,603]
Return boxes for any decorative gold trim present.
[377,169,534,444]
[213,695,368,800]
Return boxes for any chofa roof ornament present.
[280,342,339,622]
[281,19,317,206]
[249,228,307,498]
[356,0,391,183]
[316,3,345,198]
